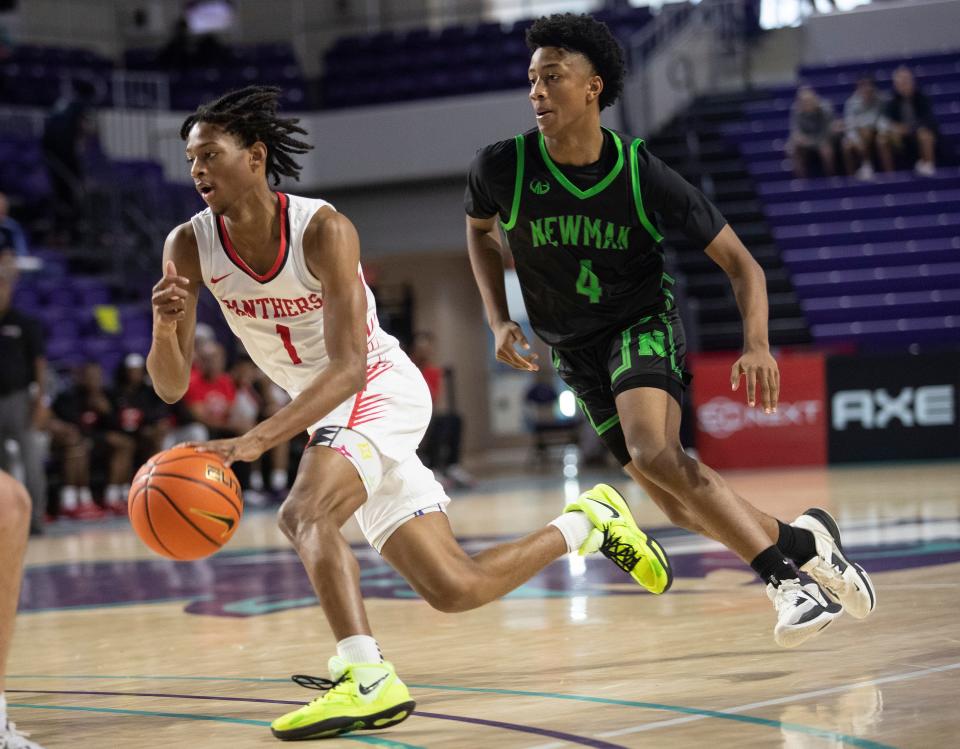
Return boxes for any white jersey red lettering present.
[190,192,399,398]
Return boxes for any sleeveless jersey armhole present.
[629,138,664,244]
[500,134,525,232]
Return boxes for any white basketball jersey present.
[190,192,399,399]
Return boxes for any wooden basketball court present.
[8,461,959,748]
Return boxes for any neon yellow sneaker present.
[271,657,415,741]
[565,483,673,594]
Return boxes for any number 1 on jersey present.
[276,323,302,364]
[576,260,602,304]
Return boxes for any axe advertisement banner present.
[826,352,960,462]
[690,352,828,469]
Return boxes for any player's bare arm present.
[147,221,203,403]
[705,223,779,412]
[465,214,538,371]
[198,208,369,465]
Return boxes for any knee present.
[276,490,334,544]
[418,569,480,614]
[628,441,683,482]
[0,473,31,530]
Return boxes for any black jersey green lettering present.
[499,128,669,348]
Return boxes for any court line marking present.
[4,702,418,748]
[6,672,907,749]
[589,660,960,742]
[7,691,625,749]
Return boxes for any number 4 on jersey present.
[576,259,602,304]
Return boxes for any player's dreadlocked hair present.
[180,86,313,185]
[526,14,626,111]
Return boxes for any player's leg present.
[380,505,571,613]
[623,464,712,538]
[276,446,373,639]
[618,387,778,559]
[0,470,46,748]
[271,442,414,741]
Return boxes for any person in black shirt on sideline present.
[0,265,47,535]
[465,13,876,647]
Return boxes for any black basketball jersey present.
[466,127,727,349]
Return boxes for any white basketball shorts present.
[305,352,449,552]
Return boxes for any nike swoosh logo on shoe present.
[584,497,620,520]
[358,674,388,695]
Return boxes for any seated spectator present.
[787,85,839,178]
[877,65,938,176]
[48,361,112,519]
[0,193,29,260]
[410,332,472,489]
[161,323,217,448]
[842,75,886,180]
[184,340,235,438]
[229,354,290,503]
[106,353,170,512]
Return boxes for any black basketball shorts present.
[551,306,691,466]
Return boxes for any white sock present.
[78,486,92,504]
[549,511,595,554]
[337,635,382,665]
[0,692,6,726]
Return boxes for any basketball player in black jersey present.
[465,13,876,646]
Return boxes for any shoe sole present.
[596,484,674,594]
[271,700,416,741]
[775,608,841,648]
[800,508,876,619]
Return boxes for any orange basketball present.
[128,446,243,561]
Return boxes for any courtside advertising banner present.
[827,352,960,462]
[690,352,827,469]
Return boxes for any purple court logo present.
[20,530,959,618]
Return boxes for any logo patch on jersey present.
[210,272,233,283]
[529,178,551,195]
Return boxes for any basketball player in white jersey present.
[148,87,672,741]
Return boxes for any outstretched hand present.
[493,320,539,372]
[730,348,780,413]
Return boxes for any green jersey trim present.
[537,128,625,200]
[501,134,526,231]
[629,138,664,244]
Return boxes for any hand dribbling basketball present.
[128,446,243,561]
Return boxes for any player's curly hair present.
[180,86,313,185]
[525,13,625,111]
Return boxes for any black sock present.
[750,545,798,587]
[776,520,818,567]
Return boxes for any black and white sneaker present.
[767,577,842,648]
[0,720,46,749]
[793,508,876,619]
